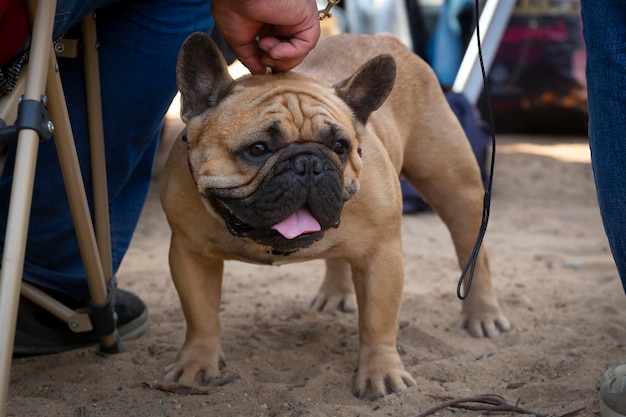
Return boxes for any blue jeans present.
[0,0,213,300]
[581,0,626,293]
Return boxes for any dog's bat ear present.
[177,32,234,123]
[334,54,396,125]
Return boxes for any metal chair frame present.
[0,1,122,415]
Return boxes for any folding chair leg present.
[82,13,113,280]
[0,2,58,415]
[0,2,122,414]
[21,281,93,331]
[44,44,120,351]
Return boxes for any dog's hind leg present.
[311,258,357,313]
[401,126,510,338]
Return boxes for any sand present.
[7,123,626,417]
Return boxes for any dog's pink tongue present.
[271,208,321,239]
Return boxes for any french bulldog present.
[159,32,510,399]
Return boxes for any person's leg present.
[582,0,626,294]
[0,0,213,301]
[581,1,626,416]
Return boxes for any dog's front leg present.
[164,233,225,387]
[351,245,415,399]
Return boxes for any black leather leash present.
[457,0,498,300]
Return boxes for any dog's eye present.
[333,140,349,156]
[248,142,269,157]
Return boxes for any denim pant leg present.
[0,0,213,301]
[581,0,626,293]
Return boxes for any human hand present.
[210,0,321,74]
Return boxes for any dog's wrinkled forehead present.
[226,76,357,139]
[185,79,360,157]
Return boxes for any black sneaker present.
[13,288,148,356]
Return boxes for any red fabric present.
[0,0,29,67]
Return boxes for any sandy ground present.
[7,117,626,416]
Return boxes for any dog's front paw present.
[164,340,225,387]
[352,346,416,400]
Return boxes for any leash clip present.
[318,0,341,20]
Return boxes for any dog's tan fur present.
[160,32,510,399]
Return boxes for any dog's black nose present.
[292,154,324,176]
